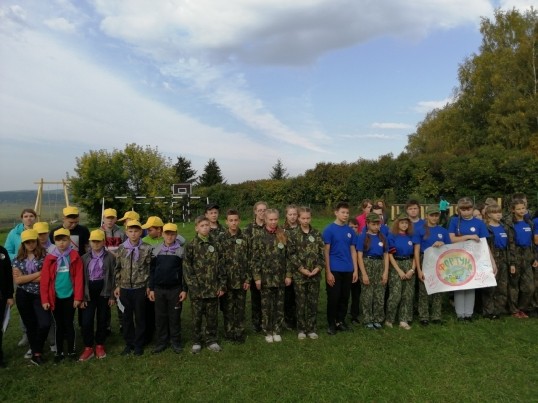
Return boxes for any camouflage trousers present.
[294,280,320,334]
[260,286,285,335]
[508,247,535,313]
[386,259,415,323]
[191,297,218,346]
[250,280,262,331]
[482,248,509,315]
[418,280,442,321]
[360,258,386,324]
[222,288,246,339]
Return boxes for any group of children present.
[0,194,536,368]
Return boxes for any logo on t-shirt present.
[437,234,443,239]
[378,242,383,247]
[470,227,476,232]
[347,233,351,238]
[408,241,412,246]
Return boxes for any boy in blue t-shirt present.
[323,202,358,335]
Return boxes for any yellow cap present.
[21,229,38,243]
[33,222,50,234]
[63,206,79,216]
[54,228,70,238]
[89,229,105,241]
[163,223,178,232]
[142,216,164,229]
[103,208,117,218]
[118,211,140,222]
[126,220,143,229]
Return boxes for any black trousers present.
[16,288,51,355]
[349,281,361,320]
[326,271,353,326]
[53,295,76,355]
[120,288,146,349]
[81,280,109,347]
[250,280,262,330]
[284,284,297,327]
[154,287,183,347]
[0,297,6,363]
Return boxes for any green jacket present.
[288,226,325,284]
[251,228,291,287]
[114,242,152,289]
[183,235,226,299]
[217,229,251,289]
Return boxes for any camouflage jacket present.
[114,242,152,289]
[217,229,251,290]
[183,235,226,299]
[288,226,325,284]
[504,214,538,265]
[251,228,291,287]
[209,222,226,237]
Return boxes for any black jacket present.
[0,246,14,301]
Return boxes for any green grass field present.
[1,218,538,402]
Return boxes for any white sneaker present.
[18,334,29,347]
[399,321,412,330]
[273,334,282,342]
[307,332,319,339]
[265,335,274,343]
[385,321,393,328]
[24,349,32,359]
[207,343,222,352]
[191,344,202,354]
[50,344,57,353]
[297,332,306,340]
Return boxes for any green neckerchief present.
[198,234,209,242]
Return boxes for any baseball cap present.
[142,216,164,229]
[89,229,105,241]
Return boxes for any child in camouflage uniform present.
[113,220,152,356]
[483,204,509,318]
[183,216,226,353]
[289,207,324,340]
[217,210,251,343]
[252,209,292,343]
[356,213,389,330]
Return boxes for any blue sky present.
[0,0,534,191]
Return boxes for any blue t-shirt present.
[448,216,488,238]
[488,224,508,250]
[412,225,451,253]
[387,233,414,257]
[322,222,356,272]
[513,220,533,247]
[55,257,73,299]
[355,232,387,257]
[410,219,425,231]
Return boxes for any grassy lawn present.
[1,217,538,401]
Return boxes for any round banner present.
[436,249,476,286]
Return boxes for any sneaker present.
[95,345,107,359]
[297,332,306,340]
[307,332,319,340]
[67,352,77,361]
[384,321,393,328]
[30,354,44,366]
[133,347,144,356]
[78,347,94,362]
[207,343,222,352]
[171,344,183,354]
[273,334,282,342]
[420,320,429,326]
[350,318,360,325]
[335,322,351,332]
[326,326,336,335]
[264,335,274,343]
[518,311,529,319]
[120,346,133,356]
[151,345,168,354]
[54,354,65,364]
[399,321,411,330]
[18,334,29,347]
[50,344,57,353]
[373,322,382,330]
[191,344,202,354]
[365,323,375,330]
[24,349,32,359]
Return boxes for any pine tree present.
[270,158,289,180]
[173,156,197,183]
[198,158,225,187]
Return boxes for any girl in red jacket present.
[40,228,83,362]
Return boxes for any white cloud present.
[499,0,537,11]
[340,134,400,140]
[44,17,76,33]
[371,122,413,130]
[413,98,453,114]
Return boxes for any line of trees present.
[70,8,538,224]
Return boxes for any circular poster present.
[436,249,476,286]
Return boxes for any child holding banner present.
[414,206,451,325]
[448,197,490,321]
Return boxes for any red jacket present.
[40,250,84,311]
